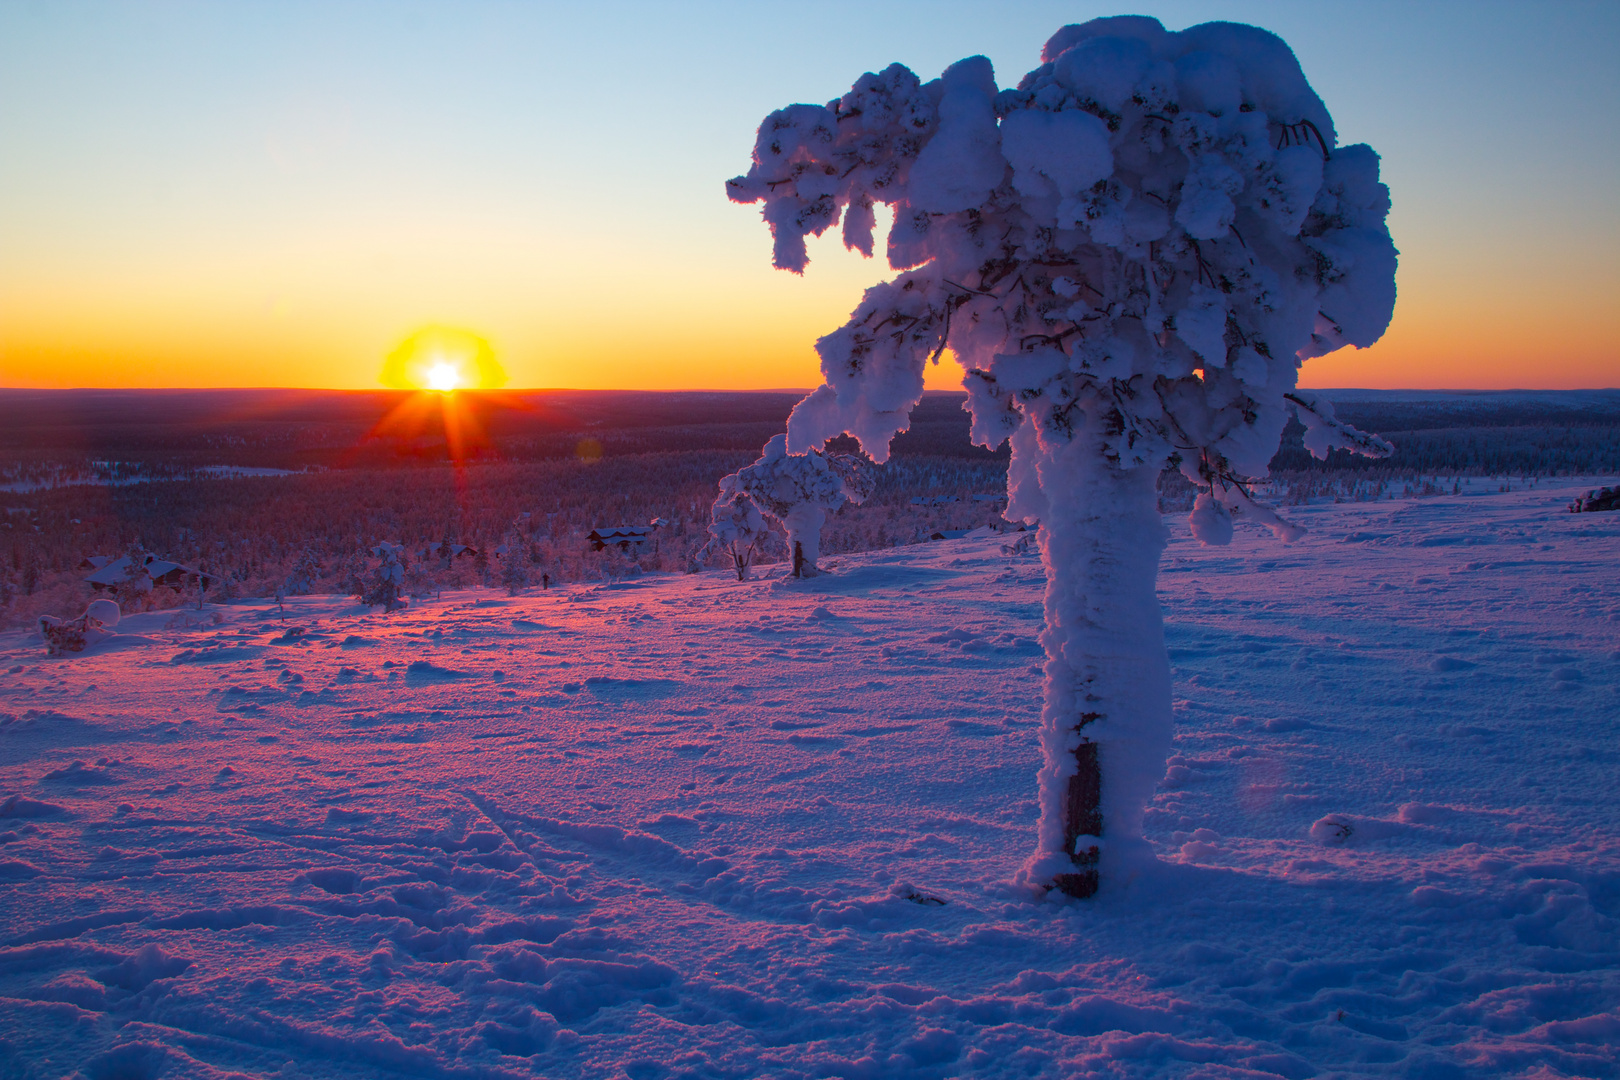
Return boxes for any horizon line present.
[1,385,1618,396]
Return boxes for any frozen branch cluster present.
[728,15,1397,533]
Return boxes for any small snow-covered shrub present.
[704,490,770,581]
[39,598,120,656]
[717,435,871,577]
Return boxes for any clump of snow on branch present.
[714,435,871,577]
[729,15,1398,895]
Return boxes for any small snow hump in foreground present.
[38,598,121,656]
[729,16,1398,896]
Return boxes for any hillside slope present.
[1,481,1617,1079]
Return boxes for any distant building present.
[588,526,653,552]
[84,554,216,595]
[589,517,667,554]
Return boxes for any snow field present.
[0,481,1617,1078]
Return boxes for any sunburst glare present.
[380,326,505,392]
[426,361,460,392]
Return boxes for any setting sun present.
[426,361,460,392]
[379,325,506,392]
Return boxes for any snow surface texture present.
[2,483,1617,1078]
[728,16,1398,892]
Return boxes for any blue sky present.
[1,1,1615,388]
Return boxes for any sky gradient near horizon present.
[2,1,1616,392]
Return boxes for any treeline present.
[0,389,1003,476]
[3,390,1616,629]
[1270,417,1620,476]
[0,451,1013,627]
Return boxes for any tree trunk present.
[1018,430,1172,898]
[782,505,826,578]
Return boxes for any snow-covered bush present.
[717,435,871,577]
[704,490,770,580]
[729,16,1397,896]
[39,598,120,656]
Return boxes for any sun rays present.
[371,326,515,461]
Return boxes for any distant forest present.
[2,388,1616,627]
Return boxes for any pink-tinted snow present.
[1,481,1617,1078]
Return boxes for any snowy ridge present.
[0,481,1617,1078]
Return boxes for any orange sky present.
[1,3,1615,392]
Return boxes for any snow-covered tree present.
[361,542,407,612]
[338,552,368,600]
[500,534,531,595]
[704,490,770,580]
[116,548,154,603]
[284,546,321,596]
[717,435,871,577]
[728,16,1397,896]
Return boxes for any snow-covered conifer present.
[116,549,154,604]
[284,546,321,596]
[500,535,530,595]
[729,17,1397,896]
[704,490,769,580]
[362,542,408,612]
[716,435,870,577]
[339,553,368,600]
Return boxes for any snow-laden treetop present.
[728,16,1396,529]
